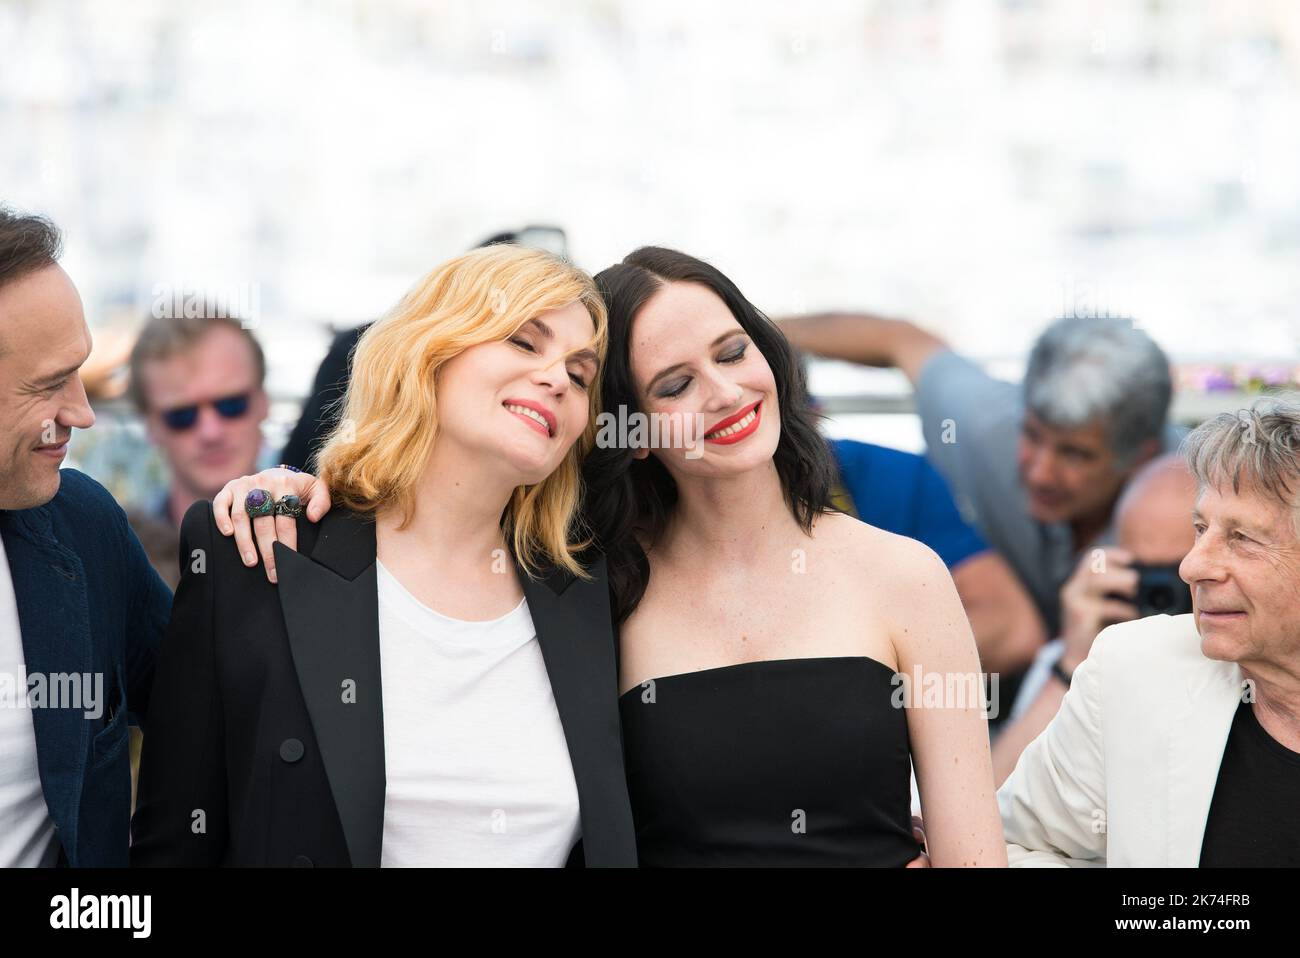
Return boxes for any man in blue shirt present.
[0,209,294,866]
[0,207,178,866]
[0,208,173,866]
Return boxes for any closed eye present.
[513,335,591,389]
[658,342,749,399]
[720,343,747,363]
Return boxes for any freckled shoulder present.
[813,508,947,575]
[807,510,959,669]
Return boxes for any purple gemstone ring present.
[244,488,275,519]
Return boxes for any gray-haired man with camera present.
[997,396,1300,866]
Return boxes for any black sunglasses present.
[159,393,252,431]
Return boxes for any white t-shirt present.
[0,534,60,867]
[375,559,581,867]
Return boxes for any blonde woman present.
[130,246,636,867]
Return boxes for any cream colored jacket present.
[997,613,1247,867]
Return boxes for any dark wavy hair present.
[583,247,835,623]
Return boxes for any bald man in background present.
[992,453,1198,785]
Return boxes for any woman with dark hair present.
[585,247,1005,866]
[220,246,1005,867]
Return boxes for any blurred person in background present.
[125,311,269,588]
[991,453,1197,785]
[781,311,1184,638]
[121,311,269,801]
[998,397,1300,866]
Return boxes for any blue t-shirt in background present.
[828,437,989,571]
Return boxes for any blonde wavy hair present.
[316,245,608,578]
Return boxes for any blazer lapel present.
[1165,658,1243,867]
[274,512,634,868]
[274,513,385,868]
[520,552,637,867]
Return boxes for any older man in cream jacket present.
[998,396,1300,867]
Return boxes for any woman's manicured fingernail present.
[268,569,278,584]
[243,552,255,565]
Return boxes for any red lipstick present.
[704,399,762,445]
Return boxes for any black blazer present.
[130,501,637,867]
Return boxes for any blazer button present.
[279,738,305,763]
[292,855,314,867]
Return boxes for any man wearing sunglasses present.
[127,311,269,585]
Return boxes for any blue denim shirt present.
[0,469,169,866]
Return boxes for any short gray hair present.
[1024,316,1172,468]
[1181,394,1300,532]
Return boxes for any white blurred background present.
[3,0,1299,490]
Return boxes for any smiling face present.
[0,264,96,509]
[628,280,779,479]
[433,300,599,486]
[1180,481,1300,667]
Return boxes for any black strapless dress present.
[618,656,922,866]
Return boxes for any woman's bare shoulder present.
[814,509,949,573]
[816,511,960,641]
